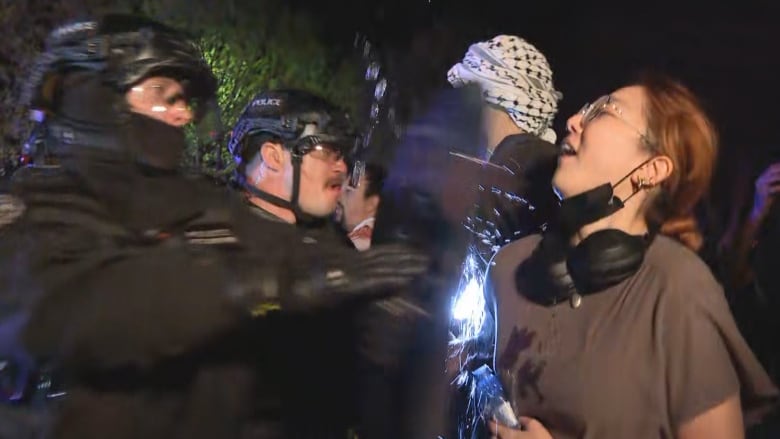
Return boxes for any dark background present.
[4,0,777,220]
[289,0,780,212]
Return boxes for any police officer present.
[227,89,357,246]
[227,89,380,437]
[0,14,427,439]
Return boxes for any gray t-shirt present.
[490,234,777,438]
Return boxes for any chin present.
[309,205,338,219]
[551,175,566,196]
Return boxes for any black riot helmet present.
[22,14,218,168]
[227,89,357,221]
[25,14,216,113]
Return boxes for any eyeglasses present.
[579,95,655,147]
[307,144,345,163]
[292,137,346,163]
[129,83,191,113]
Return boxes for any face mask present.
[124,113,187,170]
[556,156,654,235]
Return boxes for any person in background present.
[719,154,780,438]
[448,34,562,236]
[336,162,386,251]
[446,34,564,439]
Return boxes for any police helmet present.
[24,14,217,119]
[227,89,356,168]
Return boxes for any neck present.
[246,169,296,224]
[571,208,649,246]
[248,195,296,224]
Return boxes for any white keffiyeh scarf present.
[448,35,563,143]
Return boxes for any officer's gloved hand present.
[285,243,430,312]
[229,244,430,317]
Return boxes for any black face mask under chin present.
[556,157,653,235]
[557,183,623,235]
[124,113,187,170]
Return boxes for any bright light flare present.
[450,251,487,344]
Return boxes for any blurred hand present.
[751,162,780,222]
[488,417,554,439]
[231,243,429,317]
[285,243,430,312]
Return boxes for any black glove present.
[229,244,430,316]
[286,243,430,312]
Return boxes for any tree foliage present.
[189,15,361,170]
[0,0,361,172]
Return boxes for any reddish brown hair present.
[639,74,718,251]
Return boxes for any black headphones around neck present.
[517,228,653,307]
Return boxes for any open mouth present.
[560,141,577,156]
[326,177,345,191]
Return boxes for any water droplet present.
[374,78,387,100]
[353,136,362,150]
[363,41,372,59]
[365,62,380,81]
[362,126,374,148]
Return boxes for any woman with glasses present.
[486,73,777,439]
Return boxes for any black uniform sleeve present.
[21,223,427,373]
[22,225,254,371]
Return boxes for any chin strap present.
[289,152,303,209]
[241,153,323,226]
